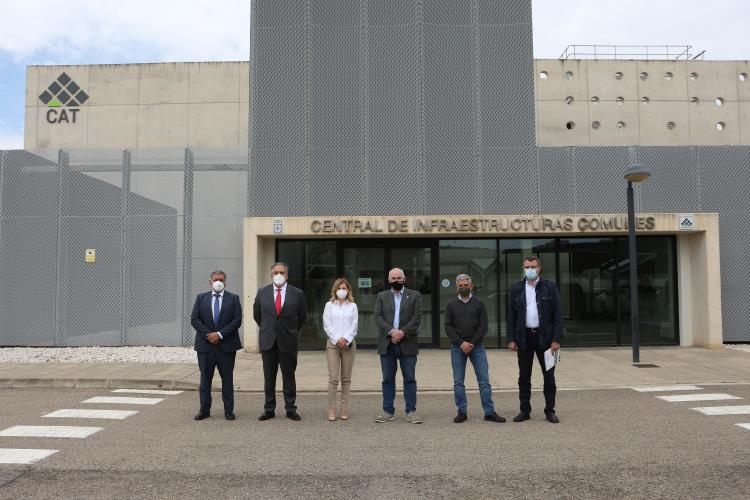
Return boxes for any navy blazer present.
[506,278,563,351]
[253,284,307,353]
[191,291,243,353]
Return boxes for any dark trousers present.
[261,341,298,412]
[380,343,418,414]
[197,346,236,413]
[517,330,556,414]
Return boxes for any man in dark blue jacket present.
[506,256,563,423]
[191,270,243,421]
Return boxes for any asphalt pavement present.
[0,384,749,499]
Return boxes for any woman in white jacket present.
[322,277,358,421]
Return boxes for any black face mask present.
[391,281,404,291]
[458,287,471,297]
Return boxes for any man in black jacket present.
[445,274,505,424]
[506,256,563,423]
[191,270,243,421]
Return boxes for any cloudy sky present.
[1,0,748,149]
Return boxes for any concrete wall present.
[535,59,750,146]
[25,62,250,150]
[25,59,750,150]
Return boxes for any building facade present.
[2,0,747,349]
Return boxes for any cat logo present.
[38,72,89,124]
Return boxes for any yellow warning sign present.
[85,248,96,263]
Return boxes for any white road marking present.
[0,448,58,464]
[630,385,702,392]
[656,393,742,402]
[736,423,750,431]
[691,405,750,416]
[0,426,102,438]
[82,396,163,405]
[42,409,138,420]
[111,389,182,395]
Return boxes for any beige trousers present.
[326,338,356,410]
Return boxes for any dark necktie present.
[213,294,221,325]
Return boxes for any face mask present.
[273,274,286,287]
[336,289,348,300]
[391,281,404,291]
[212,280,225,293]
[524,268,538,281]
[458,286,471,297]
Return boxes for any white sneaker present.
[405,411,423,424]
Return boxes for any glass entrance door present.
[342,241,435,347]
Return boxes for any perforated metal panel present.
[717,214,750,342]
[309,149,363,216]
[424,149,479,214]
[481,147,538,214]
[638,147,700,213]
[538,147,575,213]
[572,147,632,214]
[698,146,750,214]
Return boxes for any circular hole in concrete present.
[740,72,748,82]
[715,97,725,106]
[690,97,699,105]
[617,121,626,130]
[591,96,600,104]
[641,97,650,105]
[689,72,698,81]
[639,71,649,80]
[564,71,574,80]
[591,121,601,129]
[565,96,574,104]
[615,71,624,80]
[666,121,676,130]
[566,121,575,130]
[616,96,625,105]
[664,71,674,80]
[539,71,549,80]
[716,122,726,131]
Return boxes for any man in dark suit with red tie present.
[191,270,243,421]
[253,262,308,421]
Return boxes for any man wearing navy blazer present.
[191,270,243,421]
[253,262,308,421]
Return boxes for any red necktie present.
[275,288,282,316]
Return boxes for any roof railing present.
[559,44,705,60]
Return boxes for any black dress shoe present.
[484,412,506,423]
[225,412,236,421]
[453,411,467,423]
[513,412,530,422]
[194,411,210,421]
[545,412,560,424]
[286,411,301,421]
[258,411,275,421]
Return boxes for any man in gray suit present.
[253,262,308,421]
[373,267,423,424]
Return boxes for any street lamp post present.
[624,164,652,364]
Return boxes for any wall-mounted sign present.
[85,248,96,263]
[38,72,89,124]
[273,219,283,234]
[441,279,450,288]
[358,277,372,288]
[678,214,695,231]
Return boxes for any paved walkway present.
[0,347,748,392]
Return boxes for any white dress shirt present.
[323,300,358,345]
[274,282,288,307]
[212,290,224,339]
[525,280,540,328]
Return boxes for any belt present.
[525,328,539,334]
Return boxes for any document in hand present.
[544,347,560,371]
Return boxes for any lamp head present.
[624,164,652,183]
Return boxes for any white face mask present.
[273,274,286,287]
[336,289,348,300]
[212,280,225,293]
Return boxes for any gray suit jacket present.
[374,288,422,355]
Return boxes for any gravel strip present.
[725,344,750,353]
[0,347,195,364]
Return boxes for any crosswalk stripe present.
[0,448,58,464]
[656,393,742,402]
[83,396,163,405]
[111,389,183,395]
[736,423,750,431]
[0,426,102,438]
[691,405,750,416]
[630,385,702,392]
[42,409,138,420]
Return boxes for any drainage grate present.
[633,363,660,368]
